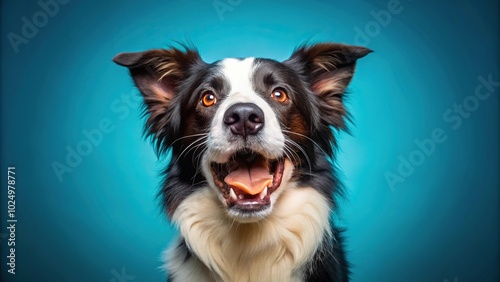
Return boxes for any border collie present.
[113,42,371,282]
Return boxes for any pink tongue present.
[224,157,273,195]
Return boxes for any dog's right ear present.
[113,48,202,115]
[113,48,203,150]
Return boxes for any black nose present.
[223,103,265,138]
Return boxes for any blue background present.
[1,0,498,281]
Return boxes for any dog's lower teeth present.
[238,194,244,200]
[229,188,237,201]
[259,187,268,200]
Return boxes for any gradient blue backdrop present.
[1,0,499,281]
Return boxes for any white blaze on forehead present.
[219,57,256,96]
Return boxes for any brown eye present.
[271,88,288,103]
[201,91,217,107]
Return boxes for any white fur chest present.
[165,185,331,282]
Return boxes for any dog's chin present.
[209,149,291,223]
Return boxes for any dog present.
[113,42,371,282]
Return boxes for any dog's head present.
[114,43,371,222]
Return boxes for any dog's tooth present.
[238,194,244,200]
[230,188,237,201]
[259,187,268,200]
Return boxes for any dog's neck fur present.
[165,183,332,282]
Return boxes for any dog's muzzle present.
[207,102,289,220]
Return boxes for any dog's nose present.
[224,103,264,138]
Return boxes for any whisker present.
[186,141,208,162]
[190,179,208,187]
[285,138,313,175]
[193,147,207,167]
[282,129,332,162]
[191,148,208,185]
[174,137,208,166]
[283,145,300,165]
[191,141,208,167]
[169,133,209,147]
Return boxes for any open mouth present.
[211,150,286,212]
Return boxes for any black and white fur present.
[113,42,371,282]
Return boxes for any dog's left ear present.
[284,43,372,128]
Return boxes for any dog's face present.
[114,43,371,222]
